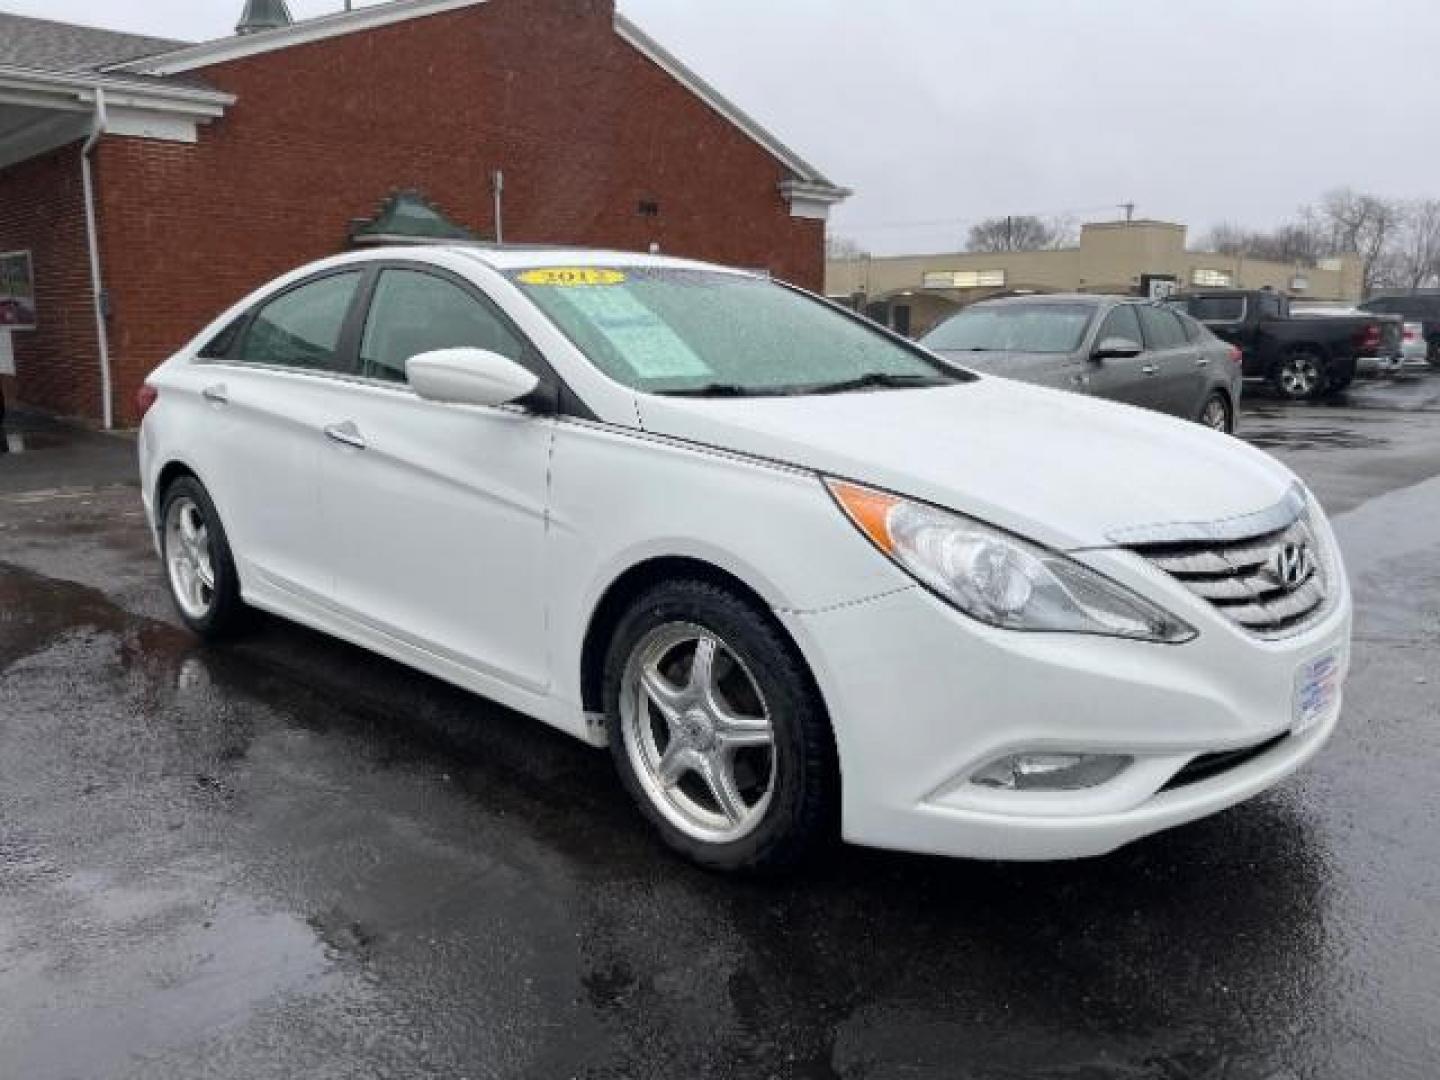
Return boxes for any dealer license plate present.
[1294,649,1342,735]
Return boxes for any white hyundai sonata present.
[138,246,1351,871]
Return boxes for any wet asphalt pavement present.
[2,376,1438,1079]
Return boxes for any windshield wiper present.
[802,372,954,395]
[655,383,800,398]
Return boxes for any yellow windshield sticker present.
[518,268,627,287]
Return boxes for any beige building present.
[827,220,1364,338]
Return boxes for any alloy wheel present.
[619,622,776,844]
[164,496,216,620]
[1278,355,1320,398]
[1201,395,1231,432]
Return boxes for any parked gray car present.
[922,294,1243,432]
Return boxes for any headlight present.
[826,480,1195,643]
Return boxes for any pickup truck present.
[1163,289,1401,399]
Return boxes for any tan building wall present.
[827,220,1364,338]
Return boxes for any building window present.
[1192,268,1234,287]
[923,269,1006,290]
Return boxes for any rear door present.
[1084,303,1154,409]
[1136,304,1200,417]
[192,268,368,601]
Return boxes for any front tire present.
[603,579,837,872]
[159,476,248,640]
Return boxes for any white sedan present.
[138,247,1352,871]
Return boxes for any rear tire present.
[603,578,837,873]
[1271,350,1327,401]
[1197,391,1234,434]
[159,476,248,640]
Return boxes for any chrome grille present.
[1129,514,1329,639]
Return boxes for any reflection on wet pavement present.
[1243,425,1388,451]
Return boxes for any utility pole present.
[1120,202,1136,224]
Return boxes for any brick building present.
[0,0,847,425]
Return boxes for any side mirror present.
[1092,336,1143,361]
[407,348,541,409]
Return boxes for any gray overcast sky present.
[6,0,1438,253]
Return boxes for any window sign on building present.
[923,269,1006,290]
[0,251,37,330]
[1192,268,1234,288]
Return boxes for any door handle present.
[1141,364,1160,376]
[1195,356,1212,367]
[324,422,367,450]
[202,384,229,405]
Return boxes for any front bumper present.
[781,549,1351,861]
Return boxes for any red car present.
[0,298,36,326]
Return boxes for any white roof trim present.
[106,0,490,77]
[0,64,234,117]
[614,13,847,198]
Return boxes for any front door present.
[1085,303,1155,409]
[320,266,554,692]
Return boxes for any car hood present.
[635,378,1293,552]
[930,349,1069,373]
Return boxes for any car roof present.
[444,243,750,275]
[287,243,758,280]
[970,293,1124,307]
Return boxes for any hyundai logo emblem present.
[1269,543,1313,590]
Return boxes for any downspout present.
[80,87,113,430]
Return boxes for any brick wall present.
[0,144,103,420]
[91,0,826,424]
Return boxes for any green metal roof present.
[349,190,479,245]
[236,0,294,36]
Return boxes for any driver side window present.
[1097,304,1143,347]
[360,268,527,384]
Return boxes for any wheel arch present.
[155,459,203,507]
[1279,341,1331,361]
[578,555,818,718]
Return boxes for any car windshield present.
[922,303,1095,354]
[1170,296,1246,322]
[506,266,962,396]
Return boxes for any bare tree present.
[966,214,1066,253]
[1389,199,1440,291]
[825,234,869,260]
[1200,221,1252,256]
[1199,219,1325,265]
[1314,188,1404,293]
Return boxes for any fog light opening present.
[972,752,1133,792]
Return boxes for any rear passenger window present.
[360,269,528,384]
[236,272,363,372]
[1138,305,1187,349]
[199,315,245,359]
[1097,304,1143,345]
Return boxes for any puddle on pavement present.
[1244,426,1388,451]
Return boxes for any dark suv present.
[1360,294,1440,367]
